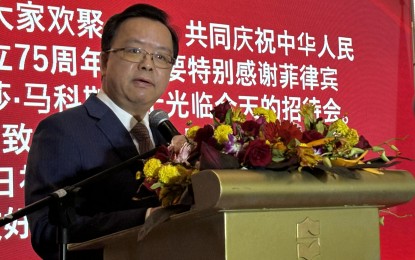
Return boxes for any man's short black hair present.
[101,3,179,59]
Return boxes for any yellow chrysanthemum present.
[143,158,162,178]
[297,143,322,167]
[253,107,277,123]
[329,119,359,147]
[214,124,233,144]
[158,164,181,185]
[329,119,349,135]
[271,141,287,152]
[176,164,198,179]
[344,128,359,147]
[186,125,200,139]
[232,107,246,123]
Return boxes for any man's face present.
[101,17,173,118]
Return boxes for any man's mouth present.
[133,77,153,86]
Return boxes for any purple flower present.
[224,134,242,154]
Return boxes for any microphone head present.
[149,109,181,143]
[149,109,169,128]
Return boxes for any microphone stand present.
[0,146,160,260]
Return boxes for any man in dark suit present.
[24,3,179,259]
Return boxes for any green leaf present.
[151,182,162,189]
[287,138,301,149]
[349,147,365,157]
[371,146,385,152]
[390,145,399,152]
[271,148,285,157]
[316,121,325,134]
[322,157,332,168]
[326,129,335,137]
[304,118,310,130]
[272,156,286,163]
[380,151,390,162]
[225,109,233,125]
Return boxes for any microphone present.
[149,109,181,143]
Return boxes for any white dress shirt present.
[96,90,155,152]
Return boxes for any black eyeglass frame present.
[104,47,176,69]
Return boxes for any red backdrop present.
[1,0,414,259]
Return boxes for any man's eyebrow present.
[125,39,173,53]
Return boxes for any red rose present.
[277,120,303,145]
[194,124,217,150]
[194,124,214,143]
[241,120,260,137]
[302,130,324,143]
[262,122,278,142]
[243,139,272,167]
[154,145,170,163]
[211,101,231,123]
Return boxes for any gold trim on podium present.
[69,169,415,260]
[191,169,415,210]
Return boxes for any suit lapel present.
[84,95,138,161]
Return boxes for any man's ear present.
[100,52,109,77]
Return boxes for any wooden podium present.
[68,169,415,260]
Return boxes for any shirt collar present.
[96,90,150,131]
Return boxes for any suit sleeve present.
[25,115,153,259]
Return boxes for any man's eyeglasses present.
[105,47,175,69]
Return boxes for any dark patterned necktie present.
[130,123,153,154]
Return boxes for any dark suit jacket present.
[25,94,166,259]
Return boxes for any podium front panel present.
[129,207,379,260]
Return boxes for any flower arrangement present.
[138,101,403,206]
